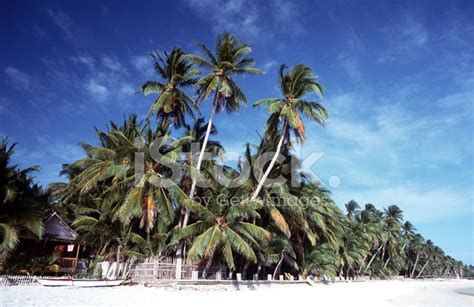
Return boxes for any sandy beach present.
[1,280,473,307]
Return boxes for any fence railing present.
[0,275,67,286]
[130,257,224,280]
[58,257,77,273]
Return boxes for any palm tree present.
[181,33,262,226]
[299,243,338,278]
[409,233,425,278]
[173,188,270,278]
[66,115,189,233]
[140,47,200,128]
[251,64,327,200]
[0,139,46,270]
[175,33,262,278]
[345,200,360,222]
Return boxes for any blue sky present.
[1,0,473,264]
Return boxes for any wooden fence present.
[0,275,66,286]
[130,257,224,280]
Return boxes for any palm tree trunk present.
[250,121,287,201]
[410,252,420,278]
[182,100,218,226]
[114,245,121,279]
[272,251,286,280]
[242,261,250,280]
[202,248,216,279]
[363,243,384,275]
[416,260,430,279]
[175,94,219,279]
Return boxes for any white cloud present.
[101,56,123,72]
[184,0,304,41]
[262,60,277,72]
[186,0,259,38]
[15,138,84,185]
[379,14,429,62]
[0,97,9,114]
[117,83,135,104]
[130,55,154,77]
[86,79,109,101]
[299,86,473,224]
[332,186,472,224]
[70,53,95,70]
[46,9,74,40]
[4,66,31,89]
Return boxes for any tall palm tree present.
[140,47,200,128]
[251,64,327,200]
[175,33,262,278]
[181,33,262,226]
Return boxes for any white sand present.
[1,280,473,307]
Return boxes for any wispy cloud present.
[70,53,95,70]
[262,60,277,72]
[3,66,32,89]
[186,0,260,39]
[101,56,123,72]
[86,79,109,101]
[0,97,9,114]
[184,0,305,41]
[301,84,473,224]
[130,55,154,77]
[46,9,75,41]
[379,14,429,62]
[14,138,84,185]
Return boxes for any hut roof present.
[43,212,78,242]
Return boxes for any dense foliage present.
[0,139,48,266]
[1,33,466,279]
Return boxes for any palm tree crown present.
[189,32,263,112]
[255,64,327,144]
[140,47,200,127]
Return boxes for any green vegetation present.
[0,139,48,269]
[0,33,466,279]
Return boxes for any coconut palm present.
[140,47,200,128]
[181,33,262,226]
[345,200,360,222]
[251,64,327,200]
[66,115,190,233]
[299,243,338,278]
[173,188,270,278]
[0,139,46,266]
[175,33,262,277]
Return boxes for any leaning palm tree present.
[181,33,262,226]
[175,33,262,278]
[140,47,200,127]
[251,64,327,200]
